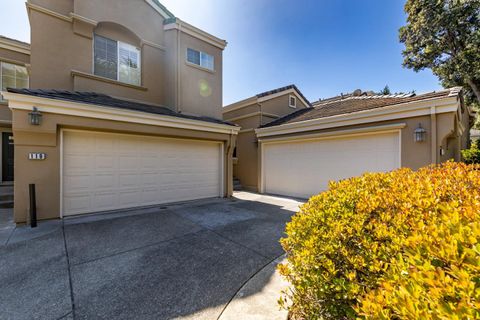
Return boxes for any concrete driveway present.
[0,192,302,320]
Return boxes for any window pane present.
[2,76,15,91]
[1,62,28,92]
[200,52,214,70]
[118,42,140,86]
[94,35,118,80]
[187,48,200,65]
[1,63,15,78]
[15,65,28,81]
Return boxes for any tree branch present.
[466,78,480,105]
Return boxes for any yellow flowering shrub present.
[278,162,480,319]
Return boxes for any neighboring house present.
[255,88,473,198]
[222,85,311,191]
[0,0,239,223]
[226,87,473,199]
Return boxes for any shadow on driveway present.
[0,192,303,320]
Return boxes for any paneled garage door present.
[262,131,400,199]
[62,130,223,216]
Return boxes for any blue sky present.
[1,0,442,105]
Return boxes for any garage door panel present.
[62,131,222,216]
[264,132,400,199]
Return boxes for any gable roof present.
[223,84,311,113]
[256,85,311,106]
[5,88,236,127]
[261,87,462,128]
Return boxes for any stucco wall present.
[28,2,168,105]
[0,48,30,66]
[11,108,235,223]
[27,0,225,119]
[175,32,223,119]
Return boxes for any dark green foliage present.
[399,0,480,104]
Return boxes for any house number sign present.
[28,153,47,160]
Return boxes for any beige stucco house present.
[1,0,239,223]
[225,87,473,199]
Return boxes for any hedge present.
[278,162,480,319]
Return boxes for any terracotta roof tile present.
[262,88,461,128]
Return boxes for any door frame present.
[258,123,405,194]
[59,128,225,218]
[0,128,13,183]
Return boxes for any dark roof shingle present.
[261,88,461,128]
[6,88,235,126]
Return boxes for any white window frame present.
[0,61,29,101]
[186,48,215,71]
[289,95,297,108]
[93,34,141,86]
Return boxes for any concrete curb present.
[219,255,289,320]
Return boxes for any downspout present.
[256,102,262,193]
[226,130,237,197]
[176,21,182,112]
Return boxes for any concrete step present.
[0,200,13,209]
[0,194,13,202]
[0,185,13,195]
[233,179,243,191]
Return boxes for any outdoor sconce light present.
[28,107,42,125]
[414,124,426,142]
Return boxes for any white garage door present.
[62,130,223,216]
[262,131,400,199]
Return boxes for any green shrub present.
[278,162,480,319]
[462,139,480,164]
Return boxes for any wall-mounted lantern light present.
[414,124,426,142]
[28,107,42,125]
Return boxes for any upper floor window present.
[0,61,29,101]
[187,48,214,71]
[94,34,141,86]
[289,95,297,108]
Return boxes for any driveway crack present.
[174,213,272,260]
[216,253,285,320]
[62,220,76,320]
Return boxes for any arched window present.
[93,23,141,86]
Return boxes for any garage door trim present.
[259,124,404,194]
[60,128,224,217]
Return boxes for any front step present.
[0,200,13,209]
[0,184,14,209]
[233,178,243,191]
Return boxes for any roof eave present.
[2,91,239,135]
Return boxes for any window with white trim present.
[0,61,29,101]
[94,34,141,86]
[289,95,297,108]
[186,48,214,71]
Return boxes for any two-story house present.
[1,0,239,223]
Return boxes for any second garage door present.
[62,130,223,216]
[262,131,400,199]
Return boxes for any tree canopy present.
[399,0,480,106]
